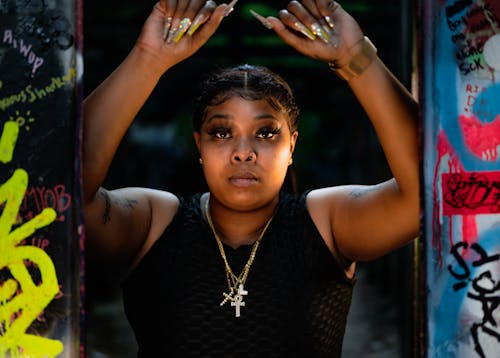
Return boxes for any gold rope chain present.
[204,195,275,317]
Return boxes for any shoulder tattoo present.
[100,190,111,224]
[348,185,381,198]
[98,190,139,225]
[117,197,138,209]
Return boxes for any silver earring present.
[199,158,203,165]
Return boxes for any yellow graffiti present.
[0,121,63,357]
[0,122,19,164]
[9,111,35,132]
[0,68,76,112]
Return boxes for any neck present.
[203,193,278,249]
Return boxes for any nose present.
[231,138,257,163]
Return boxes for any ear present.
[193,131,201,153]
[289,131,298,155]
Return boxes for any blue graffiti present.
[436,1,499,171]
[434,226,500,357]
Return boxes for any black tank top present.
[122,191,355,357]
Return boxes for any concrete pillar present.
[0,0,83,357]
[420,0,500,356]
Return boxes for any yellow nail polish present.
[187,13,205,36]
[166,18,180,43]
[174,18,192,43]
[310,22,330,43]
[293,21,316,40]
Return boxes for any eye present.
[208,127,232,139]
[257,127,281,139]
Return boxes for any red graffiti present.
[465,1,500,37]
[21,184,71,222]
[459,114,500,161]
[442,171,500,215]
[433,131,480,265]
[433,131,462,264]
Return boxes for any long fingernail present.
[163,16,173,40]
[324,15,335,29]
[310,22,330,43]
[224,0,238,17]
[173,18,192,43]
[322,24,332,37]
[293,21,316,40]
[187,13,206,36]
[166,18,180,43]
[249,9,272,29]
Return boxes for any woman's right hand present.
[135,0,232,74]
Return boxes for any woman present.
[83,0,419,356]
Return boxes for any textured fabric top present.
[122,191,355,358]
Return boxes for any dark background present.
[83,1,418,356]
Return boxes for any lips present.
[229,171,258,187]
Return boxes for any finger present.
[173,0,190,18]
[161,0,177,40]
[154,2,172,40]
[302,0,321,18]
[316,0,341,17]
[155,1,166,14]
[185,0,207,19]
[166,0,191,43]
[304,0,335,31]
[278,9,316,40]
[189,4,227,45]
[287,1,330,43]
[315,0,341,28]
[188,0,217,36]
[267,16,315,54]
[160,0,177,39]
[172,0,209,42]
[164,0,177,16]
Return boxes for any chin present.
[217,187,280,211]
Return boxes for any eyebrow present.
[205,113,278,123]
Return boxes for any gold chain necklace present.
[204,195,275,317]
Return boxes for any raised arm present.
[82,0,230,266]
[262,0,419,261]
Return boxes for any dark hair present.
[192,64,299,133]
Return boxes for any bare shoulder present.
[306,179,418,262]
[84,186,180,268]
[305,185,362,252]
[306,181,395,222]
[128,188,180,269]
[110,186,180,233]
[305,187,358,278]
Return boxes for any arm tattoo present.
[348,185,381,198]
[100,190,111,224]
[117,198,138,209]
[99,189,139,225]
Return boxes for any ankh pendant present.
[231,284,248,317]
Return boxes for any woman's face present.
[194,96,298,211]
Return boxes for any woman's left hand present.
[262,0,365,68]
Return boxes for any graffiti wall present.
[420,0,500,357]
[0,0,83,357]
